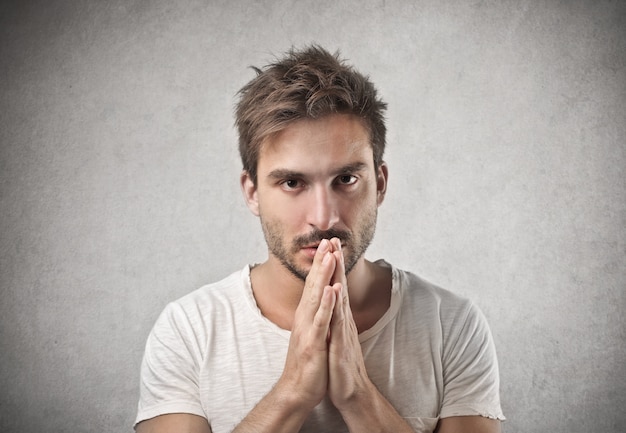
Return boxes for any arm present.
[435,416,501,433]
[437,300,505,427]
[332,379,416,433]
[135,301,211,433]
[327,244,504,432]
[230,378,323,433]
[326,241,414,433]
[135,414,211,433]
[135,240,339,433]
[232,239,338,433]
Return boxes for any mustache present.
[293,228,352,250]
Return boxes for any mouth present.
[299,241,347,258]
[294,230,352,260]
[300,244,320,258]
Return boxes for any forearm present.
[338,381,414,433]
[231,382,314,433]
[235,241,338,432]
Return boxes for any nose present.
[306,185,340,231]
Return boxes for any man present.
[135,45,505,433]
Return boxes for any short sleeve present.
[135,302,207,427]
[439,302,505,421]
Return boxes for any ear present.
[376,161,388,206]
[240,170,260,216]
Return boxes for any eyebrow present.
[267,162,369,180]
[336,162,369,174]
[267,168,305,180]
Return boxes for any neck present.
[251,255,306,312]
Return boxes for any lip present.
[300,245,319,258]
[299,241,346,258]
[302,243,321,249]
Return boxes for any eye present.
[280,179,302,191]
[337,174,358,186]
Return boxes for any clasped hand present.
[278,238,370,413]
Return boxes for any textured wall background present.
[1,1,624,432]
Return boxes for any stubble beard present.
[259,208,378,282]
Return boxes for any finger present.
[300,240,336,316]
[329,237,341,254]
[329,283,345,326]
[311,285,337,340]
[329,241,347,297]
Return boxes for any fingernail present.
[319,239,329,253]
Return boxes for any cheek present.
[344,188,378,216]
[259,194,305,226]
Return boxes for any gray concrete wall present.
[1,1,624,432]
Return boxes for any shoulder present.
[151,266,251,337]
[171,266,249,312]
[384,261,474,316]
[379,260,488,338]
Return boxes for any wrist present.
[233,380,318,433]
[334,381,414,433]
[332,376,377,414]
[273,374,323,414]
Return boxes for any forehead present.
[258,114,374,173]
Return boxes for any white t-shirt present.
[135,261,504,432]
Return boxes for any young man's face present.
[242,113,388,281]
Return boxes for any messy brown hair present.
[235,45,387,184]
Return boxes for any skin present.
[136,114,501,433]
